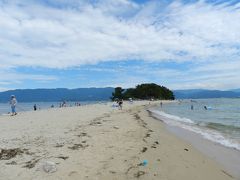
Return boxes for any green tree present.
[111,87,124,101]
[122,88,135,99]
[122,83,174,100]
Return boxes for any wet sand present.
[165,125,240,179]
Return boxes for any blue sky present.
[0,0,240,91]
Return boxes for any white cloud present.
[0,0,239,68]
[0,0,240,89]
[0,70,58,83]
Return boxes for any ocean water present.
[0,101,105,115]
[150,98,240,151]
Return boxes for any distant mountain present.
[230,88,240,93]
[0,88,114,102]
[2,88,239,102]
[173,89,240,99]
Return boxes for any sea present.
[0,101,105,115]
[150,98,240,151]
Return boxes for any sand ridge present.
[0,101,235,179]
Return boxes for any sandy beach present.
[0,101,238,180]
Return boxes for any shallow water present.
[0,101,106,115]
[151,98,240,151]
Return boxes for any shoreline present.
[149,107,240,179]
[167,125,240,178]
[0,101,236,179]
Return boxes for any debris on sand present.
[42,161,57,173]
[0,148,24,160]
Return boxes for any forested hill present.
[0,88,114,102]
[111,83,175,100]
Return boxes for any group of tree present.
[111,83,175,101]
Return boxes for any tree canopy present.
[111,87,124,101]
[111,83,174,100]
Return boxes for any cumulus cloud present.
[0,0,240,89]
[0,0,239,67]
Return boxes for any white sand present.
[0,101,235,179]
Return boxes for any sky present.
[0,0,240,91]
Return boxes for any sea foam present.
[150,109,240,151]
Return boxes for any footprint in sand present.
[76,132,88,137]
[5,161,17,165]
[68,143,89,150]
[141,147,148,153]
[113,126,119,129]
[68,171,77,177]
[134,171,146,178]
[56,156,69,160]
[89,121,102,126]
[55,144,64,148]
[23,159,40,169]
[151,141,159,149]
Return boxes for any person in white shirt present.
[10,95,17,116]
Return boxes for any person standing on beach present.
[118,99,123,110]
[34,104,37,111]
[191,104,194,110]
[10,95,17,116]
